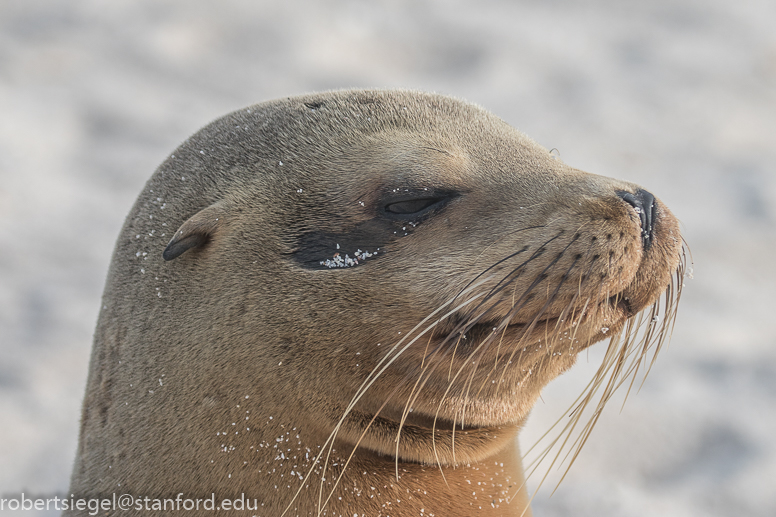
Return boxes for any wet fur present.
[67,90,684,516]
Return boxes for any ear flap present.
[163,201,227,261]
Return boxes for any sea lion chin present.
[66,89,685,516]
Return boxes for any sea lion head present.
[71,91,684,513]
[154,90,683,463]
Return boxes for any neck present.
[68,352,534,516]
[233,419,534,517]
[71,409,533,517]
[326,441,534,517]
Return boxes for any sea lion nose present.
[617,189,656,249]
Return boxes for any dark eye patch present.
[290,188,460,270]
[291,219,392,270]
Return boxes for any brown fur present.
[67,90,684,516]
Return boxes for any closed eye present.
[384,198,444,215]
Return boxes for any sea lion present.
[66,89,684,516]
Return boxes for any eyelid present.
[384,197,443,215]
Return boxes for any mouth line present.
[607,293,634,317]
[469,312,562,335]
[463,295,631,341]
[454,315,561,353]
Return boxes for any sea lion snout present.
[617,188,657,249]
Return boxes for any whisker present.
[520,244,689,500]
[281,278,494,517]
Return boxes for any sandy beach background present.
[1,0,775,515]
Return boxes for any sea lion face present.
[159,90,683,465]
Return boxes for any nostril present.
[616,189,656,249]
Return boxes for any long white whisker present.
[286,276,494,517]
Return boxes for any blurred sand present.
[1,0,775,515]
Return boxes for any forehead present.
[344,131,475,188]
[205,91,551,199]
